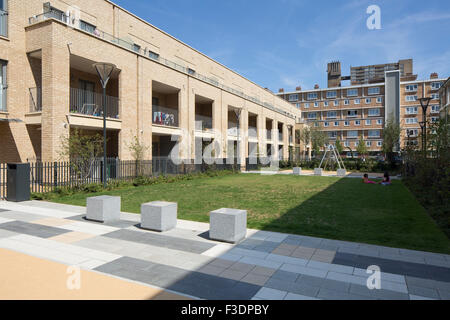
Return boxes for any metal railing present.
[279,133,283,142]
[28,9,296,120]
[249,127,257,138]
[70,87,119,119]
[0,84,6,112]
[195,115,213,131]
[152,105,178,127]
[266,131,272,140]
[0,163,6,200]
[29,87,42,112]
[0,9,7,37]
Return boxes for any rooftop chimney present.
[430,73,438,79]
[278,88,284,93]
[295,86,302,91]
[314,84,319,89]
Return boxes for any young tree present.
[382,118,401,165]
[127,133,150,176]
[356,135,368,159]
[335,139,343,155]
[59,129,104,182]
[300,126,311,157]
[310,124,329,157]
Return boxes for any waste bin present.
[7,163,30,202]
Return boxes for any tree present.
[310,124,329,157]
[59,129,104,182]
[335,139,343,155]
[299,126,311,157]
[356,135,368,159]
[382,118,401,165]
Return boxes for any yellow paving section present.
[0,248,193,300]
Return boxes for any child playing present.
[362,174,376,184]
[379,172,392,186]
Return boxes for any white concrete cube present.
[86,196,121,223]
[293,167,302,175]
[141,201,177,232]
[337,169,347,177]
[210,208,247,244]
[314,168,323,176]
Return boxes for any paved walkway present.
[0,201,449,300]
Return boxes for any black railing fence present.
[0,163,6,200]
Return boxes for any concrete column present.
[187,79,196,159]
[221,99,228,158]
[213,94,222,159]
[137,57,152,160]
[178,78,189,159]
[257,112,265,157]
[240,107,248,166]
[41,44,70,162]
[283,123,289,160]
[273,120,279,160]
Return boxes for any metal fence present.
[0,163,6,200]
[70,87,120,119]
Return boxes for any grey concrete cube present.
[337,169,347,177]
[314,168,323,176]
[293,167,302,175]
[210,208,247,244]
[86,196,121,223]
[141,201,177,232]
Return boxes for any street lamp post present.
[93,63,116,188]
[419,97,431,157]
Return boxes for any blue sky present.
[113,0,450,91]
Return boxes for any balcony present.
[248,126,257,139]
[266,131,272,140]
[0,9,7,37]
[152,105,178,127]
[195,115,213,131]
[29,87,42,112]
[70,87,119,119]
[0,84,6,112]
[279,133,283,142]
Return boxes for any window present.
[347,110,358,117]
[304,103,310,108]
[334,100,339,107]
[368,108,380,116]
[344,141,350,147]
[377,141,382,147]
[327,111,337,119]
[307,112,317,119]
[324,101,329,107]
[0,0,7,37]
[365,98,372,104]
[431,117,438,123]
[368,87,380,95]
[368,130,380,138]
[354,99,360,104]
[366,141,372,147]
[295,103,301,109]
[355,120,361,126]
[376,97,383,103]
[314,122,319,127]
[133,44,141,53]
[431,82,442,90]
[328,131,338,139]
[149,51,160,60]
[307,92,318,100]
[344,121,350,126]
[314,102,319,108]
[405,84,418,92]
[407,129,419,137]
[365,120,371,125]
[377,119,383,125]
[347,89,358,97]
[431,105,440,113]
[334,121,339,127]
[344,99,349,105]
[327,91,337,99]
[431,93,439,100]
[187,68,196,75]
[289,94,299,102]
[0,60,6,112]
[355,141,359,147]
[405,118,418,124]
[348,131,358,138]
[80,20,96,34]
[405,95,418,102]
[324,122,329,127]
[405,106,418,114]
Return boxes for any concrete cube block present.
[86,196,121,223]
[337,169,347,177]
[293,167,302,175]
[210,208,247,244]
[314,168,323,176]
[141,201,177,232]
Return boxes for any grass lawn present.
[49,174,450,254]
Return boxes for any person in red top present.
[362,174,376,184]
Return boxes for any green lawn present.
[49,174,450,254]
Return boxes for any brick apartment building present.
[0,0,300,164]
[278,60,446,156]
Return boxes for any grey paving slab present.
[0,209,10,213]
[280,263,328,278]
[0,229,18,239]
[264,278,294,292]
[270,270,300,282]
[284,293,319,300]
[66,214,137,228]
[407,285,440,299]
[349,284,410,300]
[250,266,277,277]
[438,289,450,300]
[103,228,215,254]
[317,288,374,300]
[0,220,70,239]
[239,256,283,269]
[0,211,46,222]
[241,273,270,286]
[289,282,321,297]
[320,279,351,293]
[254,287,287,300]
[219,269,248,281]
[296,274,326,287]
[197,265,226,276]
[207,258,236,269]
[228,262,255,274]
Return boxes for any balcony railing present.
[70,87,119,119]
[0,9,7,37]
[28,9,296,120]
[248,126,257,138]
[279,133,283,142]
[266,131,272,140]
[29,87,42,112]
[195,115,213,131]
[153,105,178,127]
[0,85,6,112]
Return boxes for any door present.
[79,80,95,115]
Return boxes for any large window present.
[347,110,358,117]
[347,88,358,97]
[288,94,299,102]
[405,95,418,102]
[0,0,7,37]
[0,60,6,112]
[368,108,380,116]
[405,118,418,124]
[326,91,337,99]
[431,105,440,113]
[80,20,96,34]
[347,131,358,139]
[368,87,380,95]
[405,84,418,92]
[431,82,442,90]
[307,112,317,119]
[368,130,380,138]
[327,111,337,119]
[405,106,418,114]
[307,92,318,100]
